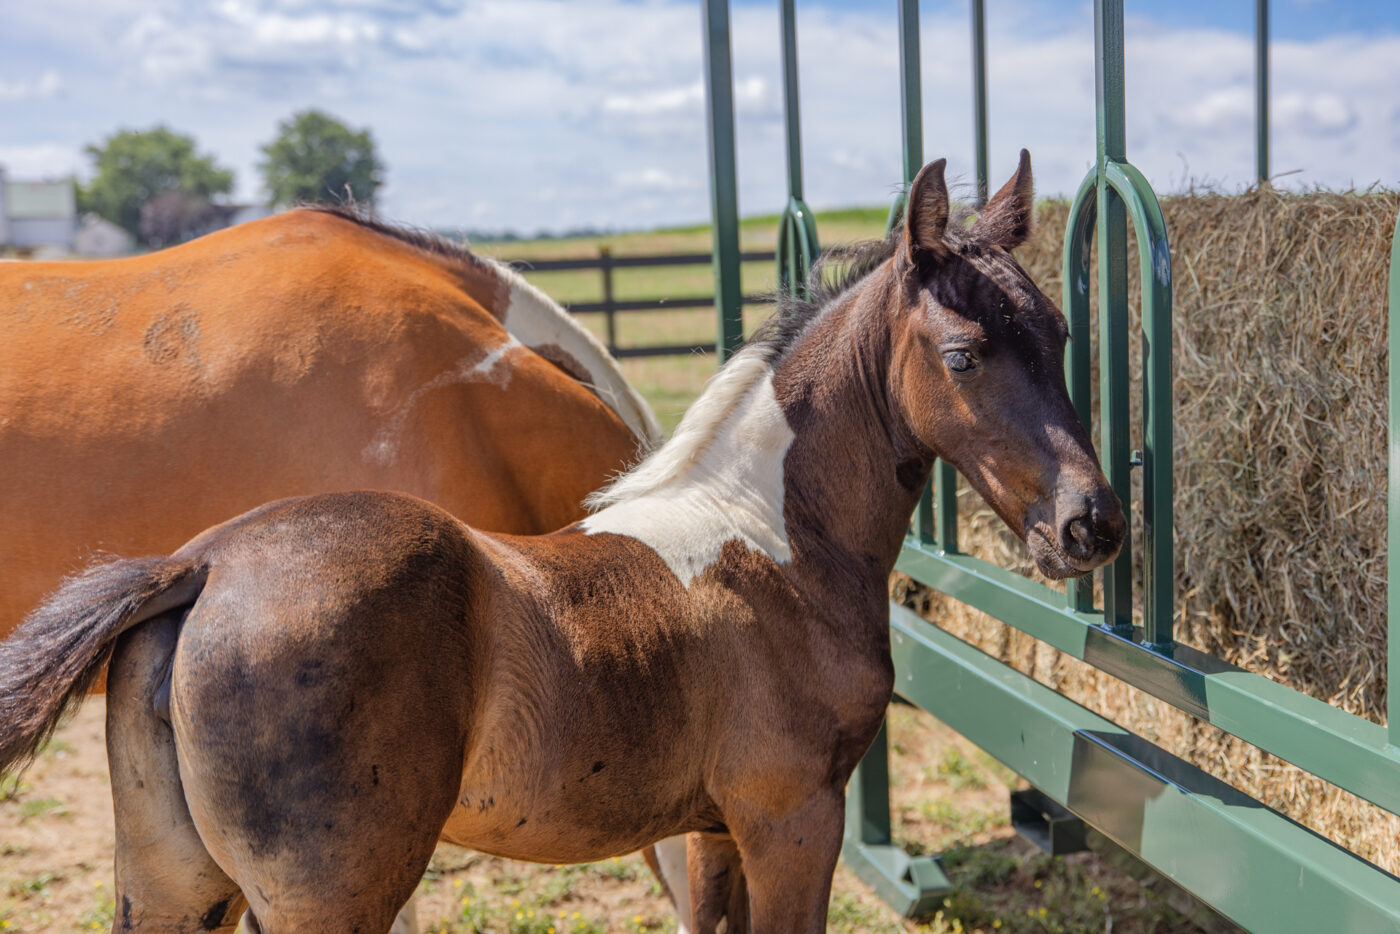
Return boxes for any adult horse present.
[0,204,660,643]
[0,153,1125,932]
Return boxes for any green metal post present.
[781,0,803,203]
[701,0,744,361]
[1062,175,1098,613]
[1256,0,1269,185]
[1389,212,1400,744]
[777,0,819,297]
[889,0,958,550]
[971,0,989,204]
[1095,0,1133,634]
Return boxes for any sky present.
[2,0,1398,235]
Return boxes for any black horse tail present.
[0,556,206,777]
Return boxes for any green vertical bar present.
[1388,212,1400,744]
[1256,0,1270,185]
[894,0,958,550]
[850,0,924,871]
[1096,0,1132,633]
[781,0,803,201]
[701,0,743,361]
[897,0,923,182]
[1062,174,1098,613]
[845,721,894,845]
[776,0,820,297]
[970,0,989,204]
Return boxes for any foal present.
[0,153,1124,933]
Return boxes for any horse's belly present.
[436,776,693,865]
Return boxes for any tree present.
[259,110,384,208]
[80,127,234,243]
[139,190,227,248]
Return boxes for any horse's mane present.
[748,232,900,366]
[586,233,898,510]
[305,203,494,270]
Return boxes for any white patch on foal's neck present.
[581,356,794,587]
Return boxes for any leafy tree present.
[259,110,384,208]
[80,127,234,243]
[139,190,226,248]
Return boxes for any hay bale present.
[897,188,1400,870]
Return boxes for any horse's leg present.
[107,614,247,932]
[728,789,844,934]
[644,836,693,933]
[685,832,748,934]
[388,896,420,934]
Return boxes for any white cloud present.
[0,143,84,179]
[4,1,1399,231]
[604,82,704,117]
[0,69,64,102]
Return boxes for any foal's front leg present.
[685,832,748,933]
[727,788,845,933]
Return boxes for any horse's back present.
[0,211,642,640]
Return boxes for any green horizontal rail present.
[888,603,1400,933]
[897,541,1400,818]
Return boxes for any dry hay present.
[895,187,1400,871]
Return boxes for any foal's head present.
[886,152,1125,579]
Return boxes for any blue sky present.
[2,1,1398,233]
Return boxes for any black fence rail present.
[504,248,776,359]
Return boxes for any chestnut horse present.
[0,205,660,643]
[0,153,1124,932]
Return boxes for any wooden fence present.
[504,248,776,359]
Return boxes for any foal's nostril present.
[1064,515,1095,559]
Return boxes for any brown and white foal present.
[0,153,1123,933]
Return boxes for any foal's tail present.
[0,556,206,777]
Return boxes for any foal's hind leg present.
[107,615,246,932]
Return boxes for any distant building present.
[0,167,77,252]
[73,213,135,257]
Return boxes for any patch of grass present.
[73,885,115,933]
[588,856,637,883]
[0,774,29,803]
[37,737,74,759]
[11,871,57,898]
[18,797,70,822]
[933,747,988,791]
[827,891,905,934]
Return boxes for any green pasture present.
[478,207,891,434]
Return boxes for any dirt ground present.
[0,699,1213,934]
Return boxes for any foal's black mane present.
[745,207,1047,369]
[305,203,490,271]
[748,233,900,365]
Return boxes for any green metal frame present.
[698,1,1400,928]
[1257,0,1270,184]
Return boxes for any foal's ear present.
[903,158,950,262]
[971,148,1034,250]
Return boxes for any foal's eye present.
[945,351,977,374]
